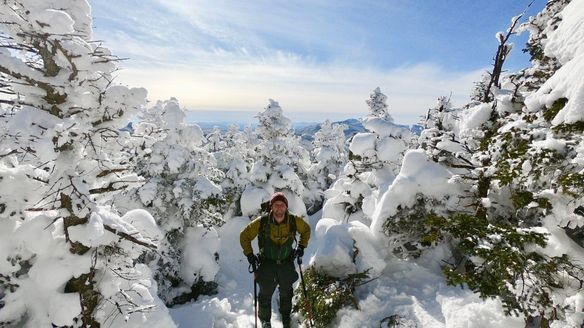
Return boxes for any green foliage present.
[557,172,584,196]
[348,151,362,162]
[492,131,543,187]
[294,266,370,328]
[382,196,444,258]
[552,121,584,134]
[525,148,563,185]
[205,196,227,208]
[424,213,582,317]
[543,98,567,122]
[510,190,552,211]
[494,160,516,187]
[168,276,218,307]
[524,42,546,62]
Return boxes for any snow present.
[361,117,409,138]
[371,149,461,235]
[122,209,163,242]
[194,176,223,199]
[312,218,357,277]
[377,137,408,162]
[525,0,584,125]
[181,226,221,283]
[164,209,537,328]
[349,132,377,158]
[532,136,566,153]
[543,0,584,65]
[459,102,492,136]
[240,185,270,217]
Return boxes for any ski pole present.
[249,261,258,328]
[297,256,314,328]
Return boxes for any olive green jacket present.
[240,212,311,257]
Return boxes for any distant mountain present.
[294,119,366,142]
[295,119,424,142]
[195,121,256,133]
[195,118,423,138]
[410,124,424,135]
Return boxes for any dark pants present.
[256,258,298,324]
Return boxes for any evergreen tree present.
[205,126,224,153]
[366,87,393,122]
[117,98,224,305]
[323,88,411,225]
[0,1,172,326]
[212,124,254,217]
[306,120,348,214]
[381,2,584,324]
[241,99,310,216]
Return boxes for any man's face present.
[271,200,287,219]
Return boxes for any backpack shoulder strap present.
[289,214,298,243]
[257,213,270,251]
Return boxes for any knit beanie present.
[270,192,288,207]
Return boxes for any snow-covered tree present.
[116,98,224,305]
[378,95,475,258]
[323,88,411,225]
[205,126,224,153]
[211,124,254,217]
[0,1,173,326]
[305,120,348,214]
[366,87,393,122]
[376,2,584,325]
[240,99,310,217]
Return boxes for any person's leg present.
[277,261,298,327]
[257,261,278,326]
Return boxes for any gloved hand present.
[247,253,259,270]
[295,246,304,259]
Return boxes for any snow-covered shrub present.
[294,266,370,328]
[323,87,412,226]
[424,213,581,317]
[379,1,584,324]
[117,98,224,305]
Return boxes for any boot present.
[258,302,271,328]
[281,314,291,328]
[282,318,291,328]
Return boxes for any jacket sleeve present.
[295,216,311,248]
[240,217,261,256]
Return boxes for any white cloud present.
[113,48,483,125]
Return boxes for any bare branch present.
[103,225,157,249]
[483,0,535,102]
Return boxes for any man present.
[240,192,311,328]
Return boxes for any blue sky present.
[90,0,546,125]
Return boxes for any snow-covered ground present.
[169,212,524,328]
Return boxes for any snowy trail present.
[170,217,259,328]
[171,216,310,328]
[170,214,322,328]
[169,216,524,328]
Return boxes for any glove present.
[247,253,259,270]
[295,246,304,259]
